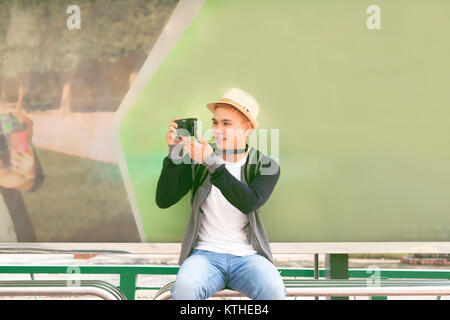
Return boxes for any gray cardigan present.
[155,146,281,265]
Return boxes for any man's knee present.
[254,280,287,300]
[244,256,286,300]
[170,278,208,300]
[170,252,224,300]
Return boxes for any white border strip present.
[1,242,449,254]
[110,0,207,241]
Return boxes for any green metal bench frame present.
[0,265,449,300]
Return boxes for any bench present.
[0,280,126,300]
[0,264,449,300]
[153,279,450,300]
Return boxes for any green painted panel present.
[120,0,450,242]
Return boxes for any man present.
[0,105,44,242]
[155,88,286,300]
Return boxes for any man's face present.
[212,104,252,150]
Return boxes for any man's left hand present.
[181,131,213,164]
[11,145,35,181]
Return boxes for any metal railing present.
[153,279,450,300]
[0,280,126,300]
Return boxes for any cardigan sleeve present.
[155,150,193,209]
[208,158,280,214]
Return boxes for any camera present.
[0,114,28,168]
[175,118,197,138]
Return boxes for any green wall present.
[120,0,450,242]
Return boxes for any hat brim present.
[206,100,259,130]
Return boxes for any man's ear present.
[244,120,254,137]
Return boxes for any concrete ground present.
[0,253,448,300]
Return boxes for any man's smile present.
[215,136,226,142]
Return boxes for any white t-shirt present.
[0,193,18,242]
[195,153,257,256]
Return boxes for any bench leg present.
[120,273,137,300]
[326,254,349,300]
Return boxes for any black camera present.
[0,114,27,167]
[175,118,197,138]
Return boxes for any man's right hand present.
[166,117,182,146]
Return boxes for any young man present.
[0,106,44,242]
[155,88,286,300]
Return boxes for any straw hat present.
[206,88,260,129]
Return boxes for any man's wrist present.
[21,172,35,181]
[168,144,184,162]
[203,152,224,173]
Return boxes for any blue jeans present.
[170,249,287,300]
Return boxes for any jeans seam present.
[225,254,230,283]
[200,252,226,296]
[205,269,225,298]
[229,272,257,299]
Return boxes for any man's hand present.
[181,131,213,164]
[166,117,182,146]
[10,145,35,181]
